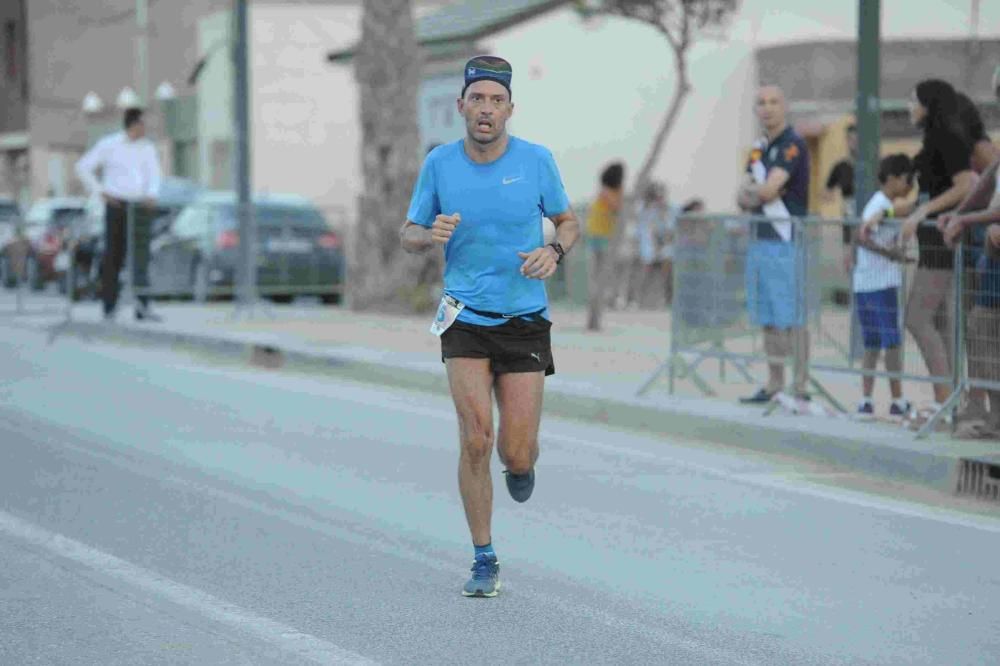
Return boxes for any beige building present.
[0,0,446,213]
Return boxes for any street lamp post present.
[232,0,256,312]
[135,0,149,107]
[854,0,880,220]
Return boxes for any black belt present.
[463,305,545,321]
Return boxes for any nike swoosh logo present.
[502,176,523,185]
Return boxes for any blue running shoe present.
[740,388,776,404]
[462,553,500,598]
[504,468,535,503]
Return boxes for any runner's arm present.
[400,220,433,253]
[549,209,580,255]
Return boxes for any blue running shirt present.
[406,137,571,326]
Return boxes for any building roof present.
[326,0,570,63]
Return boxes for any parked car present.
[0,198,23,288]
[1,198,87,291]
[68,177,205,301]
[148,192,345,303]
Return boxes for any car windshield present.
[0,203,18,218]
[51,208,87,228]
[216,204,327,230]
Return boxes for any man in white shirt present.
[75,108,162,321]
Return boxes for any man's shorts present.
[745,239,804,329]
[441,316,555,376]
[855,287,902,350]
[967,305,1000,384]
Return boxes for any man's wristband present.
[548,242,565,264]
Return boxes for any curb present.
[56,319,998,496]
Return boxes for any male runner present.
[400,56,580,597]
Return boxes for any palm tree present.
[351,0,440,312]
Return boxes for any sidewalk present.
[4,295,986,499]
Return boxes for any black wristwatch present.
[548,242,565,264]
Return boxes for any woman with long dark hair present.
[900,79,975,408]
[956,92,1000,174]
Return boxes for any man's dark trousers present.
[102,201,152,316]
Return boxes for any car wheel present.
[268,294,293,304]
[320,293,342,305]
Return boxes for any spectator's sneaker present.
[135,304,163,322]
[740,388,776,404]
[857,400,875,415]
[889,400,912,417]
[504,469,535,503]
[462,553,500,598]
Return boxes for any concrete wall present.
[19,0,235,199]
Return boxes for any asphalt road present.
[0,321,998,665]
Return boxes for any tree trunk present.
[350,0,441,313]
[586,52,691,331]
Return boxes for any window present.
[4,21,16,80]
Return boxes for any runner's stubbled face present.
[459,80,514,146]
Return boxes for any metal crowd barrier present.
[642,213,997,440]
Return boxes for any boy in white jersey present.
[856,154,915,416]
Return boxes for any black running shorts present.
[440,316,555,376]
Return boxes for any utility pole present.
[233,0,257,310]
[135,0,149,106]
[854,0,880,220]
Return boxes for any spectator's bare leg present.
[862,349,880,398]
[763,327,788,393]
[964,307,992,422]
[586,246,605,330]
[905,267,952,403]
[885,346,903,400]
[663,259,674,306]
[964,389,989,421]
[792,327,810,396]
[988,391,1000,431]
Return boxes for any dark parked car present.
[148,193,345,303]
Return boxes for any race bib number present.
[429,295,465,337]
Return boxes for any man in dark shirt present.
[737,85,811,403]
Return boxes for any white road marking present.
[31,433,764,666]
[0,509,376,666]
